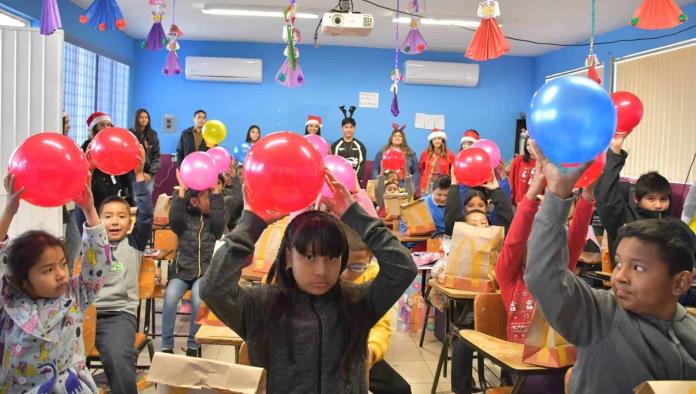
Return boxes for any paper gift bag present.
[440,222,503,292]
[366,179,377,202]
[400,198,436,235]
[153,193,172,226]
[241,222,287,279]
[195,302,226,327]
[634,381,696,394]
[384,193,409,218]
[522,308,576,368]
[148,352,266,393]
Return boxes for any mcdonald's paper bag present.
[634,381,696,394]
[522,308,577,368]
[366,179,377,202]
[148,352,266,393]
[439,222,503,292]
[153,193,171,226]
[385,193,409,218]
[400,198,436,235]
[241,221,288,279]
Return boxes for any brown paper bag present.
[522,308,576,368]
[384,193,408,218]
[400,199,436,235]
[439,222,503,292]
[153,193,172,226]
[366,179,377,202]
[633,381,696,394]
[241,221,288,279]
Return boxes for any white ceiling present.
[70,0,696,56]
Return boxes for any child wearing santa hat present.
[418,128,455,195]
[460,129,480,150]
[304,115,322,135]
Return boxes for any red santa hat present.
[305,115,322,127]
[86,111,112,130]
[460,129,480,145]
[427,128,447,141]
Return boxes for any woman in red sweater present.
[418,128,455,195]
[508,138,536,206]
[496,160,597,344]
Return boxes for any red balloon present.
[89,127,141,175]
[382,148,406,172]
[453,147,492,187]
[563,151,607,188]
[611,91,644,135]
[8,133,90,207]
[243,132,325,215]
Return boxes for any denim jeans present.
[161,278,201,350]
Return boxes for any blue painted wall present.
[132,41,535,161]
[533,2,696,90]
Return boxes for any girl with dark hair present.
[418,128,455,195]
[200,171,417,393]
[509,136,537,206]
[129,108,161,192]
[304,115,322,135]
[246,125,261,144]
[372,124,420,188]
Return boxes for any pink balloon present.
[180,152,218,191]
[208,147,231,174]
[321,155,357,197]
[471,139,502,169]
[305,134,330,157]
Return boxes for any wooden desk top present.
[195,325,243,346]
[428,279,497,300]
[459,330,555,373]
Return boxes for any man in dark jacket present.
[176,109,208,165]
[331,115,367,181]
[595,133,672,267]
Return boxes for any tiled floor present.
[122,302,500,393]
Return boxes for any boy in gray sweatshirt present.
[524,144,696,394]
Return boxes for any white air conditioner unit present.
[321,12,374,36]
[404,60,479,87]
[185,56,262,83]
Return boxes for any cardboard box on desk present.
[522,308,576,368]
[148,352,266,393]
[384,193,408,218]
[440,222,503,292]
[400,199,436,235]
[634,381,696,394]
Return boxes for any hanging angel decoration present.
[163,24,183,75]
[79,0,126,31]
[391,0,403,117]
[143,0,166,51]
[40,0,62,35]
[401,0,427,54]
[276,0,305,88]
[465,0,509,61]
[631,0,687,30]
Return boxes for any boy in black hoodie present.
[595,133,672,267]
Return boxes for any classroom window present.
[63,42,130,145]
[0,9,29,27]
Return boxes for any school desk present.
[195,325,244,363]
[391,228,433,243]
[459,329,566,394]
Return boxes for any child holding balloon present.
[1,174,111,393]
[199,171,418,392]
[160,170,226,356]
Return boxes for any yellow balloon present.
[202,120,227,146]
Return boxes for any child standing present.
[1,174,110,392]
[200,171,417,393]
[161,170,225,356]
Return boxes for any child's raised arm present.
[1,174,24,243]
[131,145,154,251]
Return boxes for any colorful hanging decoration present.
[391,0,403,116]
[79,0,126,31]
[631,0,687,30]
[276,0,304,88]
[585,0,602,85]
[401,0,427,54]
[143,0,166,51]
[40,0,62,35]
[465,1,509,61]
[163,0,182,76]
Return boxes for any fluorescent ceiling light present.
[203,5,319,19]
[392,17,501,28]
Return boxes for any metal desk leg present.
[431,299,451,394]
[419,286,432,348]
[511,375,527,394]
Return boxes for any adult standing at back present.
[176,109,208,164]
[372,123,419,188]
[331,105,367,181]
[418,128,455,195]
[129,108,161,193]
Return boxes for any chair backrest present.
[239,342,249,365]
[154,229,178,261]
[83,304,97,356]
[565,367,573,394]
[138,257,157,299]
[473,293,507,340]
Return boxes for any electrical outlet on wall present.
[163,114,176,133]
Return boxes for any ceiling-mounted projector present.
[321,12,374,36]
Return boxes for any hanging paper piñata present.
[276,0,304,88]
[585,0,602,85]
[163,24,183,75]
[143,0,166,51]
[465,0,509,61]
[391,0,402,116]
[631,0,687,30]
[80,0,126,31]
[402,0,427,54]
[41,0,62,35]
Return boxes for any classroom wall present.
[533,2,696,90]
[131,41,535,161]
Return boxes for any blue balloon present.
[527,76,616,164]
[233,143,251,163]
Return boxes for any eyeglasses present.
[346,264,368,273]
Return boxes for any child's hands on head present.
[3,174,25,216]
[175,169,187,198]
[242,185,286,225]
[529,140,590,199]
[483,171,499,191]
[609,133,627,155]
[320,169,356,218]
[525,154,546,201]
[135,144,147,181]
